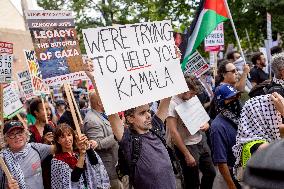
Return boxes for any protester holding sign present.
[51,124,110,189]
[0,120,56,189]
[166,75,215,189]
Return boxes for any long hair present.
[53,123,76,154]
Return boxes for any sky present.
[10,0,42,15]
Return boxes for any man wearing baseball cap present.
[210,84,242,189]
[0,120,56,189]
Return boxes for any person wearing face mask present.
[210,84,242,189]
[232,93,283,182]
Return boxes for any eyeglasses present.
[7,130,25,139]
[225,69,237,74]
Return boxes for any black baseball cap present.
[3,121,24,135]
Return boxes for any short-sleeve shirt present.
[119,115,176,189]
[250,66,269,85]
[168,95,202,145]
[210,114,237,167]
[0,143,52,189]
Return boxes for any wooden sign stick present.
[0,157,13,182]
[41,96,49,124]
[67,84,83,124]
[63,84,81,136]
[0,84,5,149]
[16,114,28,130]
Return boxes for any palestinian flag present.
[181,0,229,71]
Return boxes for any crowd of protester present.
[1,46,284,189]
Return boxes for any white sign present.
[205,23,224,51]
[3,84,23,118]
[0,54,12,83]
[175,96,210,135]
[17,70,35,100]
[184,51,210,78]
[83,20,189,115]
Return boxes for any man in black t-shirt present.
[250,52,269,87]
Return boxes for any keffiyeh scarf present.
[232,94,282,174]
[1,144,32,189]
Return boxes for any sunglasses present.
[225,69,237,74]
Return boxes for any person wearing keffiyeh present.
[210,83,242,189]
[0,120,56,189]
[232,94,282,180]
[51,124,110,189]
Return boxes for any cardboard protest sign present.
[0,42,13,54]
[175,96,210,135]
[0,54,13,83]
[3,84,23,119]
[83,20,189,115]
[184,51,209,78]
[24,50,50,95]
[17,70,35,100]
[204,23,224,52]
[25,10,85,86]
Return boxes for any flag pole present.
[224,0,247,64]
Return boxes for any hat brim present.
[5,126,24,135]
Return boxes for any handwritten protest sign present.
[25,10,85,86]
[0,42,13,54]
[205,23,224,52]
[83,20,189,115]
[17,70,34,100]
[175,96,210,135]
[3,84,23,119]
[0,54,13,83]
[24,50,50,95]
[184,51,209,78]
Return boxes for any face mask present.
[224,99,242,117]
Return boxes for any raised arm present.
[155,97,171,122]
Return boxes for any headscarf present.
[232,94,282,173]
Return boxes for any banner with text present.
[17,70,35,100]
[0,54,12,83]
[83,20,189,115]
[0,42,13,54]
[184,51,209,78]
[24,50,50,95]
[204,23,224,52]
[25,10,85,85]
[3,84,23,118]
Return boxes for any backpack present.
[116,128,180,186]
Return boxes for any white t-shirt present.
[168,96,202,145]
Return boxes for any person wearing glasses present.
[0,120,57,189]
[216,60,250,92]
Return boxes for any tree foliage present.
[36,0,284,54]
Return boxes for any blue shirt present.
[210,114,237,167]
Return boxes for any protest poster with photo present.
[17,70,34,100]
[3,84,23,119]
[83,20,189,115]
[24,50,50,95]
[204,23,224,52]
[0,54,13,83]
[0,42,13,54]
[184,51,209,78]
[175,96,210,135]
[25,10,85,86]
